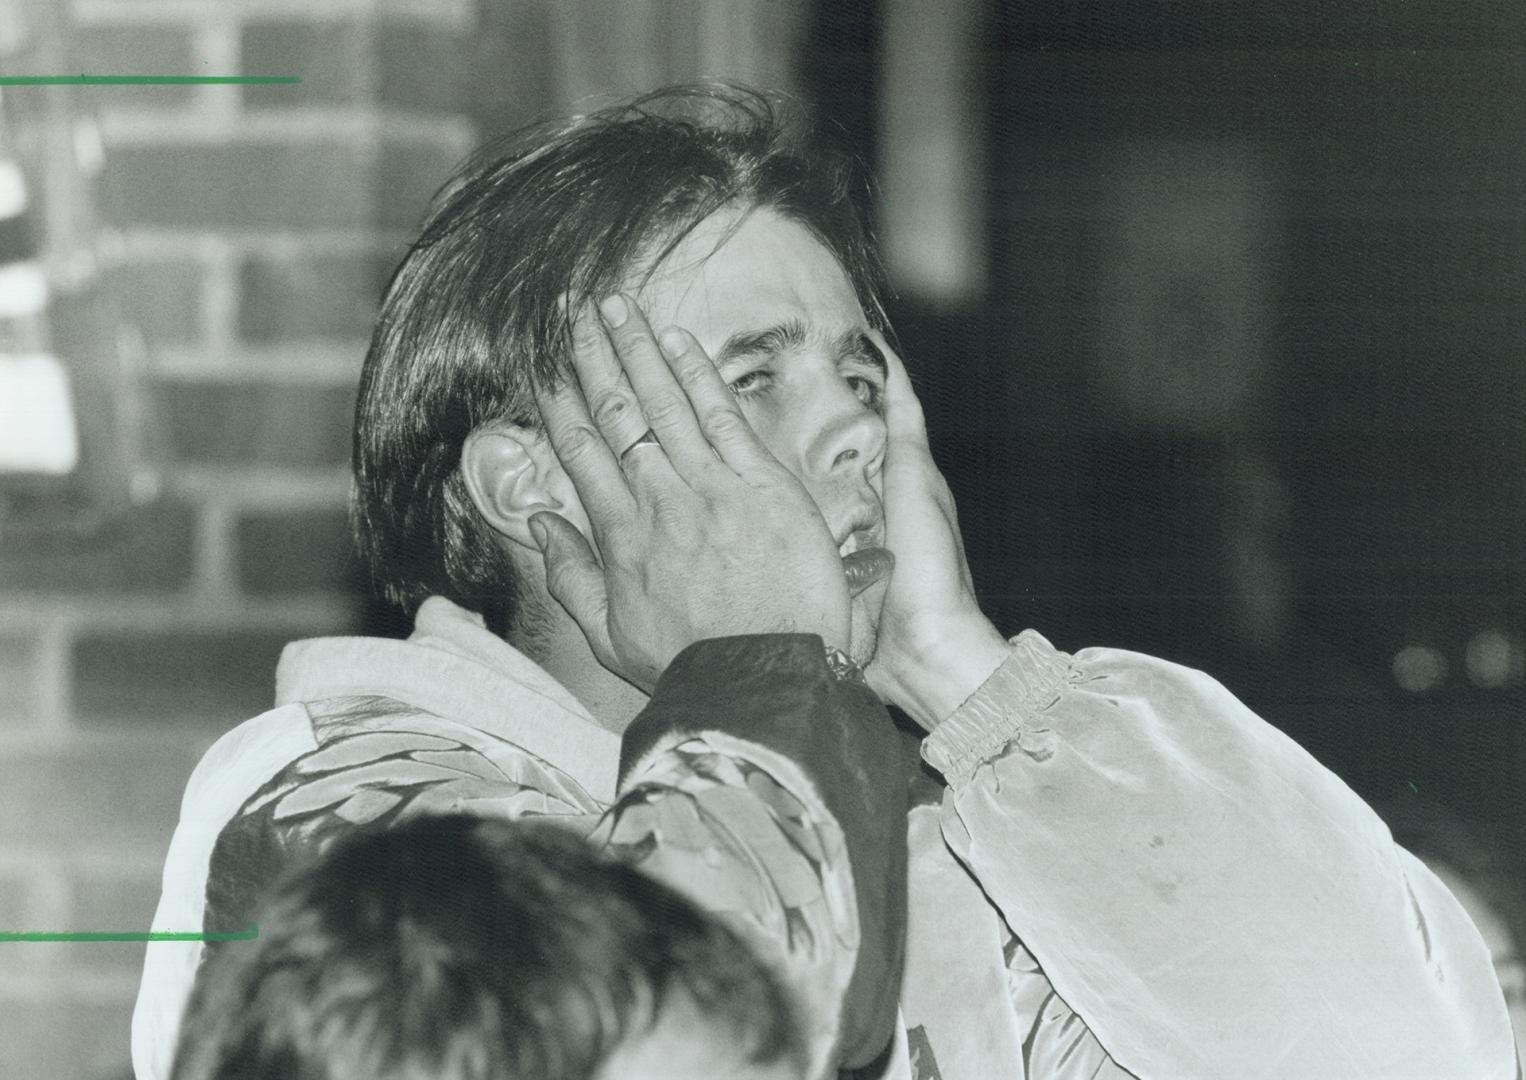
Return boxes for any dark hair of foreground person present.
[170,814,805,1080]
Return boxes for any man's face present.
[619,206,892,664]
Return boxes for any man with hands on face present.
[135,86,1516,1080]
[135,88,910,1080]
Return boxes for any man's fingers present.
[531,511,616,663]
[532,377,633,541]
[657,325,777,476]
[593,296,716,475]
[576,301,666,470]
[871,331,930,443]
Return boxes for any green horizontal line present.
[0,923,258,942]
[0,76,299,86]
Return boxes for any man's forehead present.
[632,207,866,349]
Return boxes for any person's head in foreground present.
[169,815,806,1080]
[353,84,893,668]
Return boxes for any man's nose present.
[810,391,886,484]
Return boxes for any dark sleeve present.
[616,634,909,1071]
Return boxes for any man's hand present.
[531,294,855,692]
[863,335,1011,730]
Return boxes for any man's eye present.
[846,374,883,409]
[728,369,772,396]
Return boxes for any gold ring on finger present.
[619,428,661,464]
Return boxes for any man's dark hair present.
[352,84,888,635]
[170,815,803,1080]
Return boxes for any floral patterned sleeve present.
[594,737,857,1076]
[603,635,909,1077]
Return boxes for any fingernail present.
[529,516,549,550]
[657,326,687,355]
[570,305,599,346]
[598,293,628,327]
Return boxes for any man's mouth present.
[834,510,883,559]
[835,515,891,598]
[838,529,870,559]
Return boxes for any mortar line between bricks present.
[94,108,477,148]
[166,463,351,505]
[193,22,242,120]
[0,970,149,1002]
[0,924,257,942]
[70,0,373,24]
[0,76,300,85]
[31,619,74,734]
[68,0,476,31]
[0,846,184,874]
[353,0,382,114]
[201,235,238,373]
[0,593,360,630]
[113,229,408,258]
[193,499,244,604]
[149,344,366,384]
[0,840,185,867]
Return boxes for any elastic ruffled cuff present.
[922,630,1073,786]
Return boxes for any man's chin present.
[846,577,889,668]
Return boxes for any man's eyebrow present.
[839,329,888,377]
[713,319,808,367]
[712,319,887,376]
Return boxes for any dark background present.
[811,0,1526,843]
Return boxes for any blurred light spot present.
[0,354,78,475]
[56,249,96,288]
[0,260,48,317]
[0,159,26,220]
[1465,630,1524,690]
[1393,644,1447,693]
[880,0,982,301]
[130,468,162,505]
[73,119,105,176]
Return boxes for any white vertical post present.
[879,0,982,302]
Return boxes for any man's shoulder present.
[180,701,321,823]
[249,693,604,829]
[197,693,605,941]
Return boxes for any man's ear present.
[460,421,568,551]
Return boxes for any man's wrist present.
[621,633,876,781]
[896,617,1011,731]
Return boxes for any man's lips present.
[835,515,889,598]
[835,517,882,556]
[842,543,892,598]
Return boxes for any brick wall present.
[0,2,477,1076]
[0,3,809,1075]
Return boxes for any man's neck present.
[512,607,650,736]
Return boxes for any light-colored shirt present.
[135,598,1517,1080]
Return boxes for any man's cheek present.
[848,578,889,666]
[742,408,792,468]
